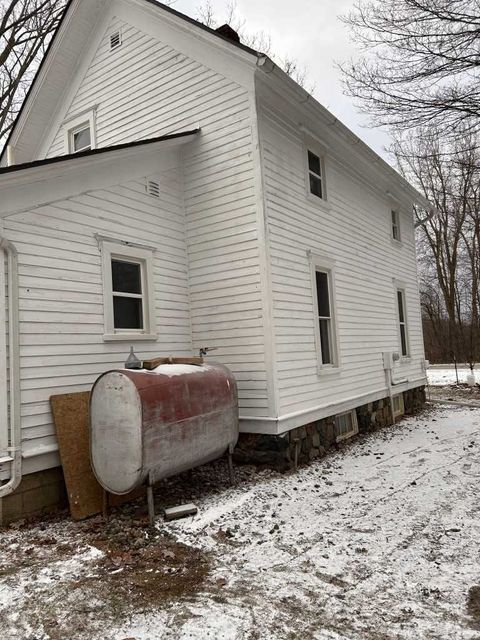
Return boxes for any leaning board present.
[50,391,103,520]
[50,391,143,520]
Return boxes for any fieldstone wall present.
[404,386,426,413]
[235,386,426,470]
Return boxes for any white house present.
[0,0,430,520]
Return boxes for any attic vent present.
[110,31,122,50]
[147,180,160,198]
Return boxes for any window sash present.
[111,257,145,332]
[391,210,400,241]
[316,269,334,365]
[397,289,409,356]
[308,150,323,199]
[70,124,91,153]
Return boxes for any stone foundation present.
[0,468,67,526]
[235,386,426,470]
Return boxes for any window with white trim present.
[335,410,358,442]
[307,149,324,200]
[314,267,337,366]
[99,239,157,341]
[64,109,96,155]
[69,122,91,153]
[396,288,409,357]
[391,209,401,241]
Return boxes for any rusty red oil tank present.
[90,363,238,495]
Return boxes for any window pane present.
[112,260,142,294]
[316,271,330,317]
[400,324,408,356]
[113,296,143,329]
[309,174,323,199]
[319,318,332,364]
[73,126,91,151]
[308,150,321,176]
[397,290,405,323]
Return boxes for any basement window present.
[99,239,157,341]
[392,393,405,419]
[335,410,358,442]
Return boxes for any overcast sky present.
[173,0,393,162]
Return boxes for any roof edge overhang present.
[0,0,258,166]
[255,55,432,213]
[0,129,199,216]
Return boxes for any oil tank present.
[90,363,238,495]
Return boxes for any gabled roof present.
[0,0,259,166]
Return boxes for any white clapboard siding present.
[3,172,194,467]
[259,105,425,417]
[37,14,267,430]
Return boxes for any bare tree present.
[0,0,66,143]
[196,1,312,91]
[341,0,480,141]
[395,130,480,367]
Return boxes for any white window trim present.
[391,209,402,244]
[99,239,157,342]
[303,138,329,208]
[309,251,341,374]
[335,410,359,442]
[64,108,97,154]
[395,284,410,359]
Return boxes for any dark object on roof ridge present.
[215,24,241,44]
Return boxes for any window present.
[64,109,96,155]
[99,238,157,341]
[69,123,91,153]
[396,288,409,356]
[335,410,358,442]
[112,259,144,330]
[308,150,324,199]
[392,394,405,419]
[314,267,337,366]
[391,210,401,241]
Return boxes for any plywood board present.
[50,391,143,520]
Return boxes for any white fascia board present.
[255,58,430,212]
[0,133,197,216]
[1,0,109,167]
[239,376,427,435]
[117,0,257,91]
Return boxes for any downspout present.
[0,236,22,498]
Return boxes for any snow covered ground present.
[1,404,480,639]
[427,367,479,386]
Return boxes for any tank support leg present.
[147,475,155,527]
[228,443,235,485]
[102,490,109,521]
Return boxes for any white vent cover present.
[146,180,160,198]
[110,31,122,50]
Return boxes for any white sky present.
[173,0,393,162]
